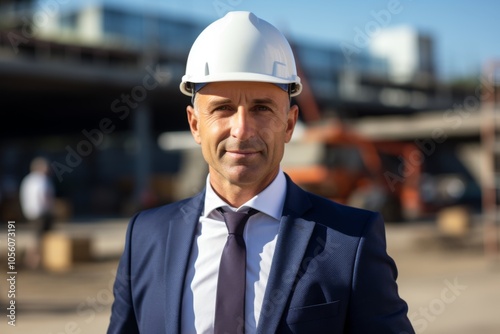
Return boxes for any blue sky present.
[67,0,500,81]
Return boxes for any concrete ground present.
[1,219,499,334]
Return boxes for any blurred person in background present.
[19,156,55,269]
[108,11,414,334]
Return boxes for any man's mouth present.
[225,149,260,159]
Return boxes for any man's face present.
[187,81,298,193]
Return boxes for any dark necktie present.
[214,208,258,334]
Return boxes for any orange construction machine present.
[282,54,422,222]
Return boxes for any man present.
[19,156,55,269]
[108,11,415,334]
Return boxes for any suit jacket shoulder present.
[284,174,380,237]
[262,175,414,333]
[108,192,204,334]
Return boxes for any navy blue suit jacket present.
[108,175,414,333]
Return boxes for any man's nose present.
[230,107,255,140]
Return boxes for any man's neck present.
[209,170,280,208]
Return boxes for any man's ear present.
[186,105,201,145]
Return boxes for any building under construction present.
[0,0,498,252]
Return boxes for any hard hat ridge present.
[180,11,302,97]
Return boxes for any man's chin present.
[223,165,279,188]
[225,165,261,183]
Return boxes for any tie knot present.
[218,208,258,235]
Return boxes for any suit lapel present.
[256,177,315,334]
[164,191,204,333]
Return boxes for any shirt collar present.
[203,169,287,221]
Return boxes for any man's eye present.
[214,105,232,111]
[253,105,271,112]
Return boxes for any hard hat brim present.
[180,73,302,97]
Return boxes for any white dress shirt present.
[19,172,54,221]
[181,170,287,334]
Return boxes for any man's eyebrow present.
[206,97,279,107]
[252,98,278,108]
[206,97,232,107]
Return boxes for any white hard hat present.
[180,11,302,97]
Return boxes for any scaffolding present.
[481,59,500,260]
